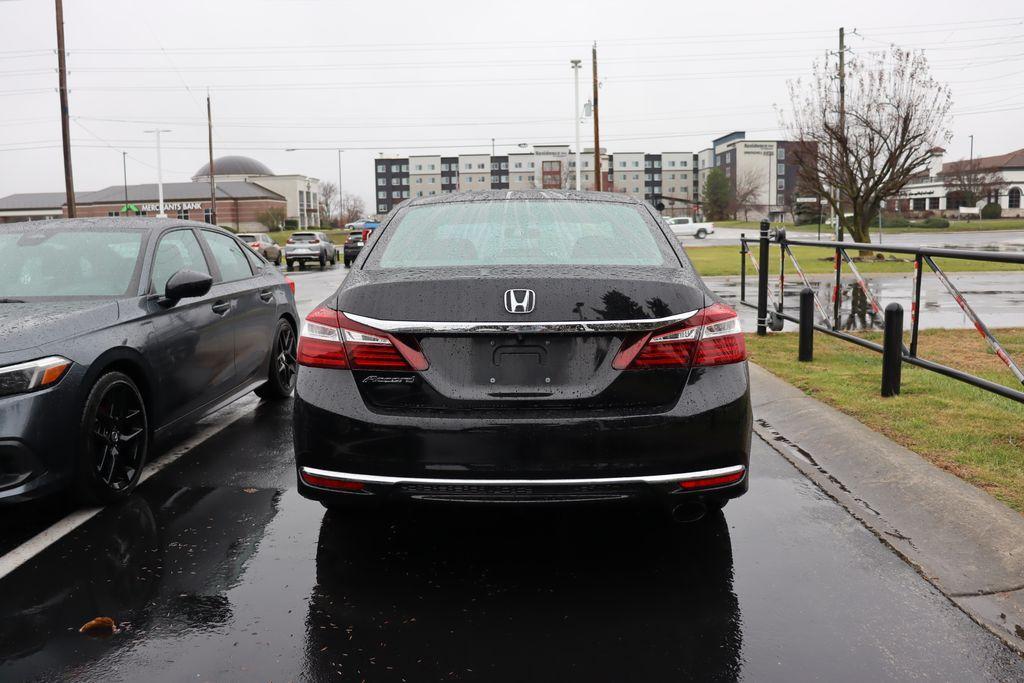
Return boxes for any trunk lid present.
[337,266,706,410]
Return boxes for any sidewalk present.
[750,362,1024,654]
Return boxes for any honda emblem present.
[504,289,536,314]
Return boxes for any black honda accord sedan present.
[0,218,298,504]
[294,191,751,519]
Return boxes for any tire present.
[318,252,326,271]
[329,251,336,266]
[255,319,297,400]
[274,252,282,266]
[344,258,351,268]
[696,228,707,239]
[287,261,295,272]
[76,372,149,505]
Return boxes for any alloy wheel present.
[277,324,297,390]
[89,382,146,492]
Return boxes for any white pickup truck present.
[664,216,716,239]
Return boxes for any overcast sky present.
[2,0,1022,210]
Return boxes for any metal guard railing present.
[737,222,1024,404]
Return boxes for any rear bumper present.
[285,250,324,262]
[293,362,752,506]
[298,463,746,505]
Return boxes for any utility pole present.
[969,134,974,165]
[206,92,217,225]
[591,42,601,192]
[144,129,171,217]
[836,26,846,239]
[54,0,76,217]
[571,59,582,191]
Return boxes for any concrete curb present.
[749,362,1024,655]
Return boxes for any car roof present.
[0,217,232,234]
[399,189,651,209]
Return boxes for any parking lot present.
[1,264,1022,681]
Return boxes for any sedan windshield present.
[0,229,143,298]
[374,200,670,268]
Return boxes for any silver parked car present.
[238,233,282,265]
[284,231,337,271]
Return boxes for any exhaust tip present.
[671,501,707,524]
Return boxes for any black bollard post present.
[881,303,904,397]
[798,288,814,362]
[756,218,770,336]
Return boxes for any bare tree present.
[732,167,763,220]
[318,181,337,225]
[944,158,1004,210]
[340,193,366,224]
[782,46,953,243]
[257,206,286,231]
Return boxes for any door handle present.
[259,289,274,303]
[211,300,231,315]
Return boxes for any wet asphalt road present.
[704,227,1024,252]
[3,396,1024,680]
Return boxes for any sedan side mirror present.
[164,269,213,302]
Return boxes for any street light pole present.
[122,151,128,210]
[337,148,344,227]
[571,59,582,191]
[144,129,171,216]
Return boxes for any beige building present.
[458,154,491,192]
[409,155,442,199]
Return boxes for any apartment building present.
[709,131,813,214]
[371,135,813,216]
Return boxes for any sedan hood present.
[336,266,706,323]
[0,300,120,354]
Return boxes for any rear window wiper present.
[0,298,26,303]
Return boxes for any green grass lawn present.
[746,328,1024,512]
[716,219,1024,232]
[685,243,1024,277]
[266,228,352,246]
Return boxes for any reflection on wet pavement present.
[2,418,1022,681]
[710,271,1024,332]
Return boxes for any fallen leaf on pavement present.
[79,617,118,637]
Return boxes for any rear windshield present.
[0,229,143,298]
[291,233,318,242]
[237,234,258,241]
[373,200,671,268]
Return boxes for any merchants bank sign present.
[139,201,202,212]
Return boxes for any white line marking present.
[0,397,257,581]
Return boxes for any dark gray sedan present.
[0,218,298,505]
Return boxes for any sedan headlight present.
[0,356,72,398]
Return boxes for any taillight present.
[612,303,746,370]
[286,238,295,245]
[249,242,260,248]
[296,306,428,371]
[285,277,295,294]
[679,467,745,490]
[309,239,320,244]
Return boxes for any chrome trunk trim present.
[344,309,700,335]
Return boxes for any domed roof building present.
[192,155,275,181]
[191,155,322,229]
